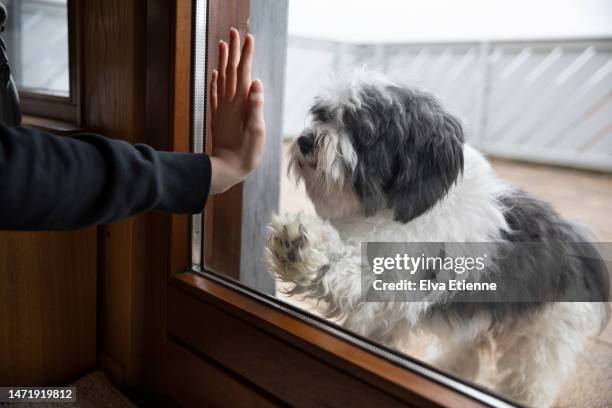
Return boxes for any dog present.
[265,71,610,407]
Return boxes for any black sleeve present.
[0,124,211,231]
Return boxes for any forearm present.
[0,125,211,231]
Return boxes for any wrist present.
[209,155,243,194]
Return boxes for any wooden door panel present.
[166,339,280,407]
[167,284,410,408]
[0,229,97,385]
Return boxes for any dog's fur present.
[265,71,610,407]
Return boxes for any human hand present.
[209,28,265,195]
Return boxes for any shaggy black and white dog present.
[265,71,610,407]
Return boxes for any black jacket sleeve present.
[0,124,211,231]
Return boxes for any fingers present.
[225,28,241,99]
[210,70,218,113]
[244,80,265,170]
[237,34,254,99]
[217,29,254,103]
[217,41,228,100]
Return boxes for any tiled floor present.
[490,157,612,242]
[278,143,612,406]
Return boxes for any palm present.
[209,29,265,191]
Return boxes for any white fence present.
[283,37,612,172]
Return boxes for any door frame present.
[141,1,516,406]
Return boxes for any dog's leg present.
[494,303,592,408]
[413,312,492,382]
[429,340,483,381]
[266,213,436,355]
[266,212,351,288]
[342,308,403,345]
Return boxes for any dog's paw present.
[270,220,308,264]
[266,213,332,285]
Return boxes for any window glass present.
[3,0,70,97]
[202,1,612,406]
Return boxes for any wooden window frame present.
[15,0,82,124]
[167,271,513,407]
[141,0,517,406]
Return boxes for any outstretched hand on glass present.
[209,28,265,194]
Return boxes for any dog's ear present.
[341,97,393,216]
[340,82,464,222]
[389,104,465,222]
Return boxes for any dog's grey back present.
[433,188,610,330]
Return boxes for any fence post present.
[473,41,491,148]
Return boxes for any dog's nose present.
[297,135,314,155]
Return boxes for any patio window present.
[183,0,612,406]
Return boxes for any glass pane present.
[197,1,612,406]
[3,0,70,97]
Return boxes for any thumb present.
[245,79,265,135]
[243,79,265,171]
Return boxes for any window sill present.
[22,115,83,135]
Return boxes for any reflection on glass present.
[210,1,612,407]
[3,0,69,97]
